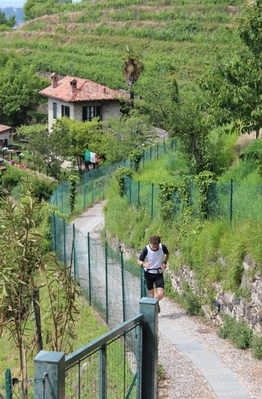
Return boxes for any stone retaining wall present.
[169,254,262,336]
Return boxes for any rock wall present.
[168,254,262,336]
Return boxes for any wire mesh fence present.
[1,369,39,399]
[124,176,262,224]
[64,322,141,399]
[49,139,177,215]
[208,180,262,223]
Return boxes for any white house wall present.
[0,131,13,146]
[47,99,120,132]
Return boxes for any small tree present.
[122,47,144,109]
[69,174,79,214]
[0,180,80,397]
[0,184,43,398]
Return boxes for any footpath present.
[72,201,262,399]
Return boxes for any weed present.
[158,364,166,381]
[217,314,253,349]
[252,336,262,359]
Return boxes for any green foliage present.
[0,185,45,385]
[194,171,216,220]
[12,177,56,202]
[0,58,49,126]
[102,114,155,164]
[252,336,262,359]
[130,149,143,172]
[157,364,167,381]
[0,0,244,121]
[114,167,133,196]
[180,282,202,315]
[40,254,80,352]
[68,174,79,214]
[201,0,262,137]
[0,11,16,28]
[240,137,262,176]
[159,181,178,221]
[217,314,253,349]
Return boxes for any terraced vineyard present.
[1,0,244,93]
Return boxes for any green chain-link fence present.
[51,214,147,327]
[50,139,177,215]
[124,176,262,224]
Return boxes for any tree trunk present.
[130,89,134,110]
[33,289,43,353]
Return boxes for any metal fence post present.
[105,243,109,324]
[99,344,107,399]
[230,179,233,223]
[121,250,126,322]
[5,368,12,399]
[129,178,132,204]
[91,174,94,204]
[73,224,79,283]
[151,183,154,219]
[34,350,65,399]
[63,219,66,266]
[87,232,92,306]
[139,297,158,399]
[83,172,87,209]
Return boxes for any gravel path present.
[158,297,262,399]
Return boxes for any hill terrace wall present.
[170,254,262,336]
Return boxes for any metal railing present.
[34,298,158,399]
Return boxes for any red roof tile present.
[39,75,128,102]
[0,124,12,133]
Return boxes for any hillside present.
[0,0,245,92]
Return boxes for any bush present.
[252,336,262,359]
[217,314,253,349]
[180,282,202,315]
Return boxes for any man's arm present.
[137,246,148,267]
[162,245,169,267]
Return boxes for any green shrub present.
[252,336,262,359]
[179,281,202,315]
[217,314,253,349]
[115,167,133,196]
[182,291,202,315]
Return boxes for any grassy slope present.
[0,0,244,93]
[105,134,262,295]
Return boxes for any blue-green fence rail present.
[33,299,158,399]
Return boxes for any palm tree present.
[122,47,144,109]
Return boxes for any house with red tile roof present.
[39,73,128,131]
[0,124,14,148]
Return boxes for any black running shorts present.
[144,271,164,290]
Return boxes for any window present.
[61,105,70,117]
[53,102,57,119]
[82,106,101,122]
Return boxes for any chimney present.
[70,79,77,94]
[51,73,58,88]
